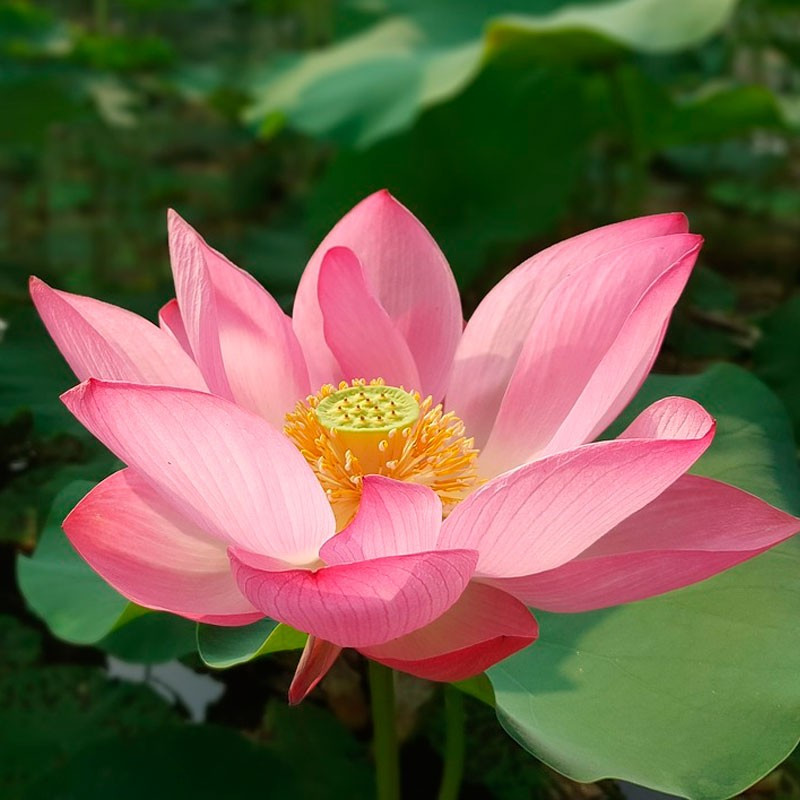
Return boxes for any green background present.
[2,1,800,798]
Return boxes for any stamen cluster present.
[284,379,481,529]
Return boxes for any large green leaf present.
[488,364,800,798]
[197,618,307,669]
[490,0,739,54]
[245,0,740,146]
[99,613,197,665]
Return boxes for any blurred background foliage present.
[2,0,800,797]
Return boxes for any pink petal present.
[320,476,442,564]
[489,475,800,611]
[562,318,669,451]
[288,636,342,705]
[438,397,715,578]
[229,547,478,648]
[158,298,193,356]
[616,395,713,441]
[448,214,690,450]
[64,468,261,625]
[168,212,310,427]
[30,277,207,391]
[478,234,702,476]
[542,264,694,456]
[317,248,421,390]
[61,380,335,563]
[293,190,462,400]
[167,213,232,398]
[361,582,538,682]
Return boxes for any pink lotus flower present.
[33,191,799,702]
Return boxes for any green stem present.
[437,685,466,800]
[368,660,400,800]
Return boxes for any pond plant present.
[27,191,800,799]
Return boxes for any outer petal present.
[61,380,335,563]
[541,265,693,456]
[448,214,690,450]
[361,582,538,682]
[320,476,442,564]
[229,547,478,648]
[553,318,669,453]
[478,234,702,476]
[317,248,421,390]
[64,468,261,625]
[30,277,207,391]
[288,636,342,705]
[158,298,192,356]
[168,212,309,427]
[167,214,231,398]
[438,397,715,578]
[489,475,800,612]
[293,190,462,400]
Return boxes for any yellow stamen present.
[284,378,481,530]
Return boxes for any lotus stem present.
[368,660,400,800]
[437,684,466,800]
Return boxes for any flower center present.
[315,384,420,472]
[284,379,480,529]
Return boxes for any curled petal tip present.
[60,377,124,410]
[59,378,91,407]
[684,232,704,252]
[29,276,49,311]
[372,187,395,202]
[673,210,689,227]
[287,687,307,706]
[167,208,193,235]
[288,636,342,705]
[360,188,405,214]
[29,275,58,307]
